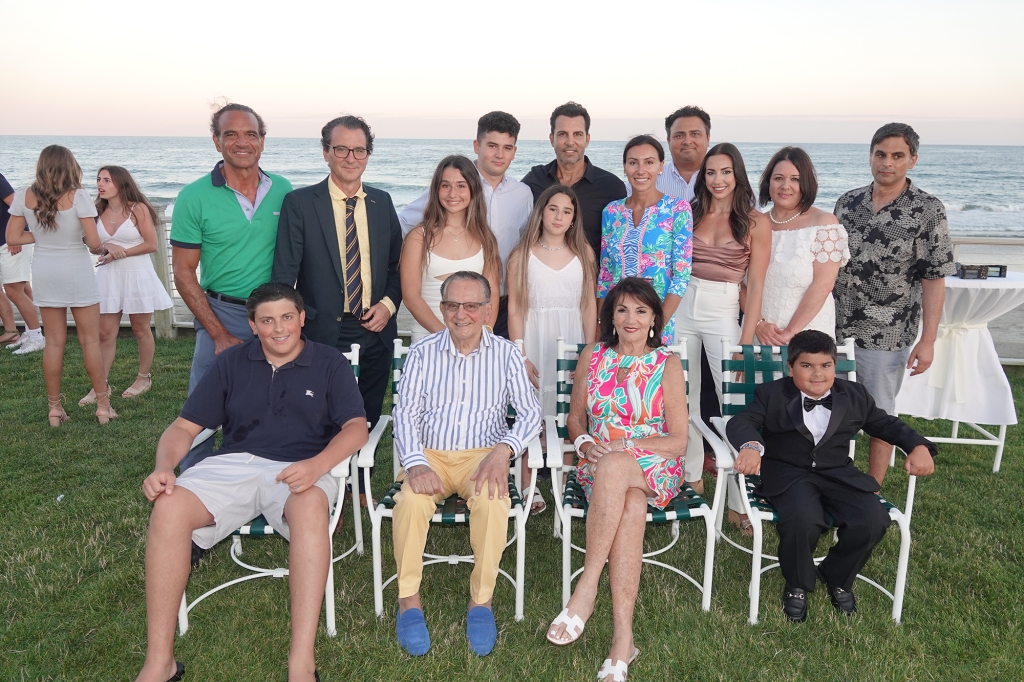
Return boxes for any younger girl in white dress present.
[401,155,501,343]
[507,184,597,512]
[755,147,850,346]
[80,166,172,405]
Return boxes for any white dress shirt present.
[398,165,534,294]
[393,328,542,470]
[800,390,832,445]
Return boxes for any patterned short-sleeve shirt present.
[833,179,955,351]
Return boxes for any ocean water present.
[1,136,1022,236]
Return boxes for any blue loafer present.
[396,607,430,656]
[466,606,497,656]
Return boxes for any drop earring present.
[649,327,654,339]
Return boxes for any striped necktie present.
[344,196,363,318]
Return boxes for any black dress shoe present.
[782,587,808,622]
[190,541,207,569]
[168,661,185,681]
[824,582,857,615]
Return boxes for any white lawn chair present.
[363,338,544,622]
[551,339,733,611]
[712,338,919,624]
[176,345,377,637]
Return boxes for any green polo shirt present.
[170,163,293,299]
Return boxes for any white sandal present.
[546,607,586,645]
[597,647,640,681]
[530,490,547,514]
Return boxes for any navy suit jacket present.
[725,377,936,497]
[271,178,403,347]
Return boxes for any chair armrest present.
[356,416,391,469]
[707,417,736,470]
[543,415,565,470]
[190,427,219,450]
[693,416,733,470]
[526,435,544,470]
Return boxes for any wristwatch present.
[739,441,765,457]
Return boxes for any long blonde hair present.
[508,184,595,319]
[418,155,500,276]
[31,145,83,230]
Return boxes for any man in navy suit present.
[273,115,403,447]
[726,330,936,622]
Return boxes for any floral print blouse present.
[597,194,693,343]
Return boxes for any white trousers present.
[674,277,741,483]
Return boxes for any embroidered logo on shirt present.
[305,390,315,397]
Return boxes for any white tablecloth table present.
[895,272,1024,472]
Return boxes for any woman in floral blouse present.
[597,135,693,344]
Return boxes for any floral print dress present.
[576,344,684,509]
[597,195,693,344]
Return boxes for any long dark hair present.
[417,155,500,277]
[507,184,595,320]
[30,145,83,230]
[599,278,664,350]
[692,143,756,244]
[95,166,159,226]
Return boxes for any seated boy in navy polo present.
[726,330,936,623]
[136,283,368,682]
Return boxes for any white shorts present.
[176,452,340,549]
[0,243,32,284]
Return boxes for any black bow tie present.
[803,395,833,412]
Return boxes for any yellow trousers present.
[392,447,511,603]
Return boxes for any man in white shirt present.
[398,112,534,337]
[628,106,711,204]
[390,271,541,657]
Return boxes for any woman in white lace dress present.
[756,147,850,345]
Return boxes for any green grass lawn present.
[1,336,1022,681]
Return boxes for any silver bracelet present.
[739,441,765,457]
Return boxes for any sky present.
[2,0,1022,144]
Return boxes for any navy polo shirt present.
[180,336,365,463]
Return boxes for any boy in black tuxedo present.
[726,330,936,622]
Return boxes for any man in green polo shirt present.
[171,103,292,471]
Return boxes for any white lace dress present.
[760,224,850,339]
[523,253,586,415]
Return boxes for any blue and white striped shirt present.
[394,328,542,471]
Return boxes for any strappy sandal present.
[48,394,69,427]
[122,373,152,398]
[530,490,547,514]
[597,647,640,681]
[94,385,119,424]
[78,388,97,406]
[0,330,20,345]
[546,606,588,645]
[728,509,754,537]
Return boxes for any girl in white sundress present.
[507,184,598,512]
[400,155,502,343]
[79,166,172,405]
[754,147,850,347]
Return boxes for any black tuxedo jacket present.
[725,377,937,497]
[271,178,403,346]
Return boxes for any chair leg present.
[993,424,1007,473]
[177,591,189,636]
[371,511,385,618]
[350,466,363,555]
[325,537,337,638]
[561,506,572,607]
[550,466,562,538]
[749,517,764,625]
[701,515,715,611]
[515,513,526,621]
[891,516,912,624]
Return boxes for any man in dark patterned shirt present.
[833,123,955,486]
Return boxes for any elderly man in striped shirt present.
[391,270,541,657]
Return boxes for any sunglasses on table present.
[440,300,488,314]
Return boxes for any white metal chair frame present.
[177,345,367,637]
[363,338,544,622]
[711,338,918,624]
[548,338,733,611]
